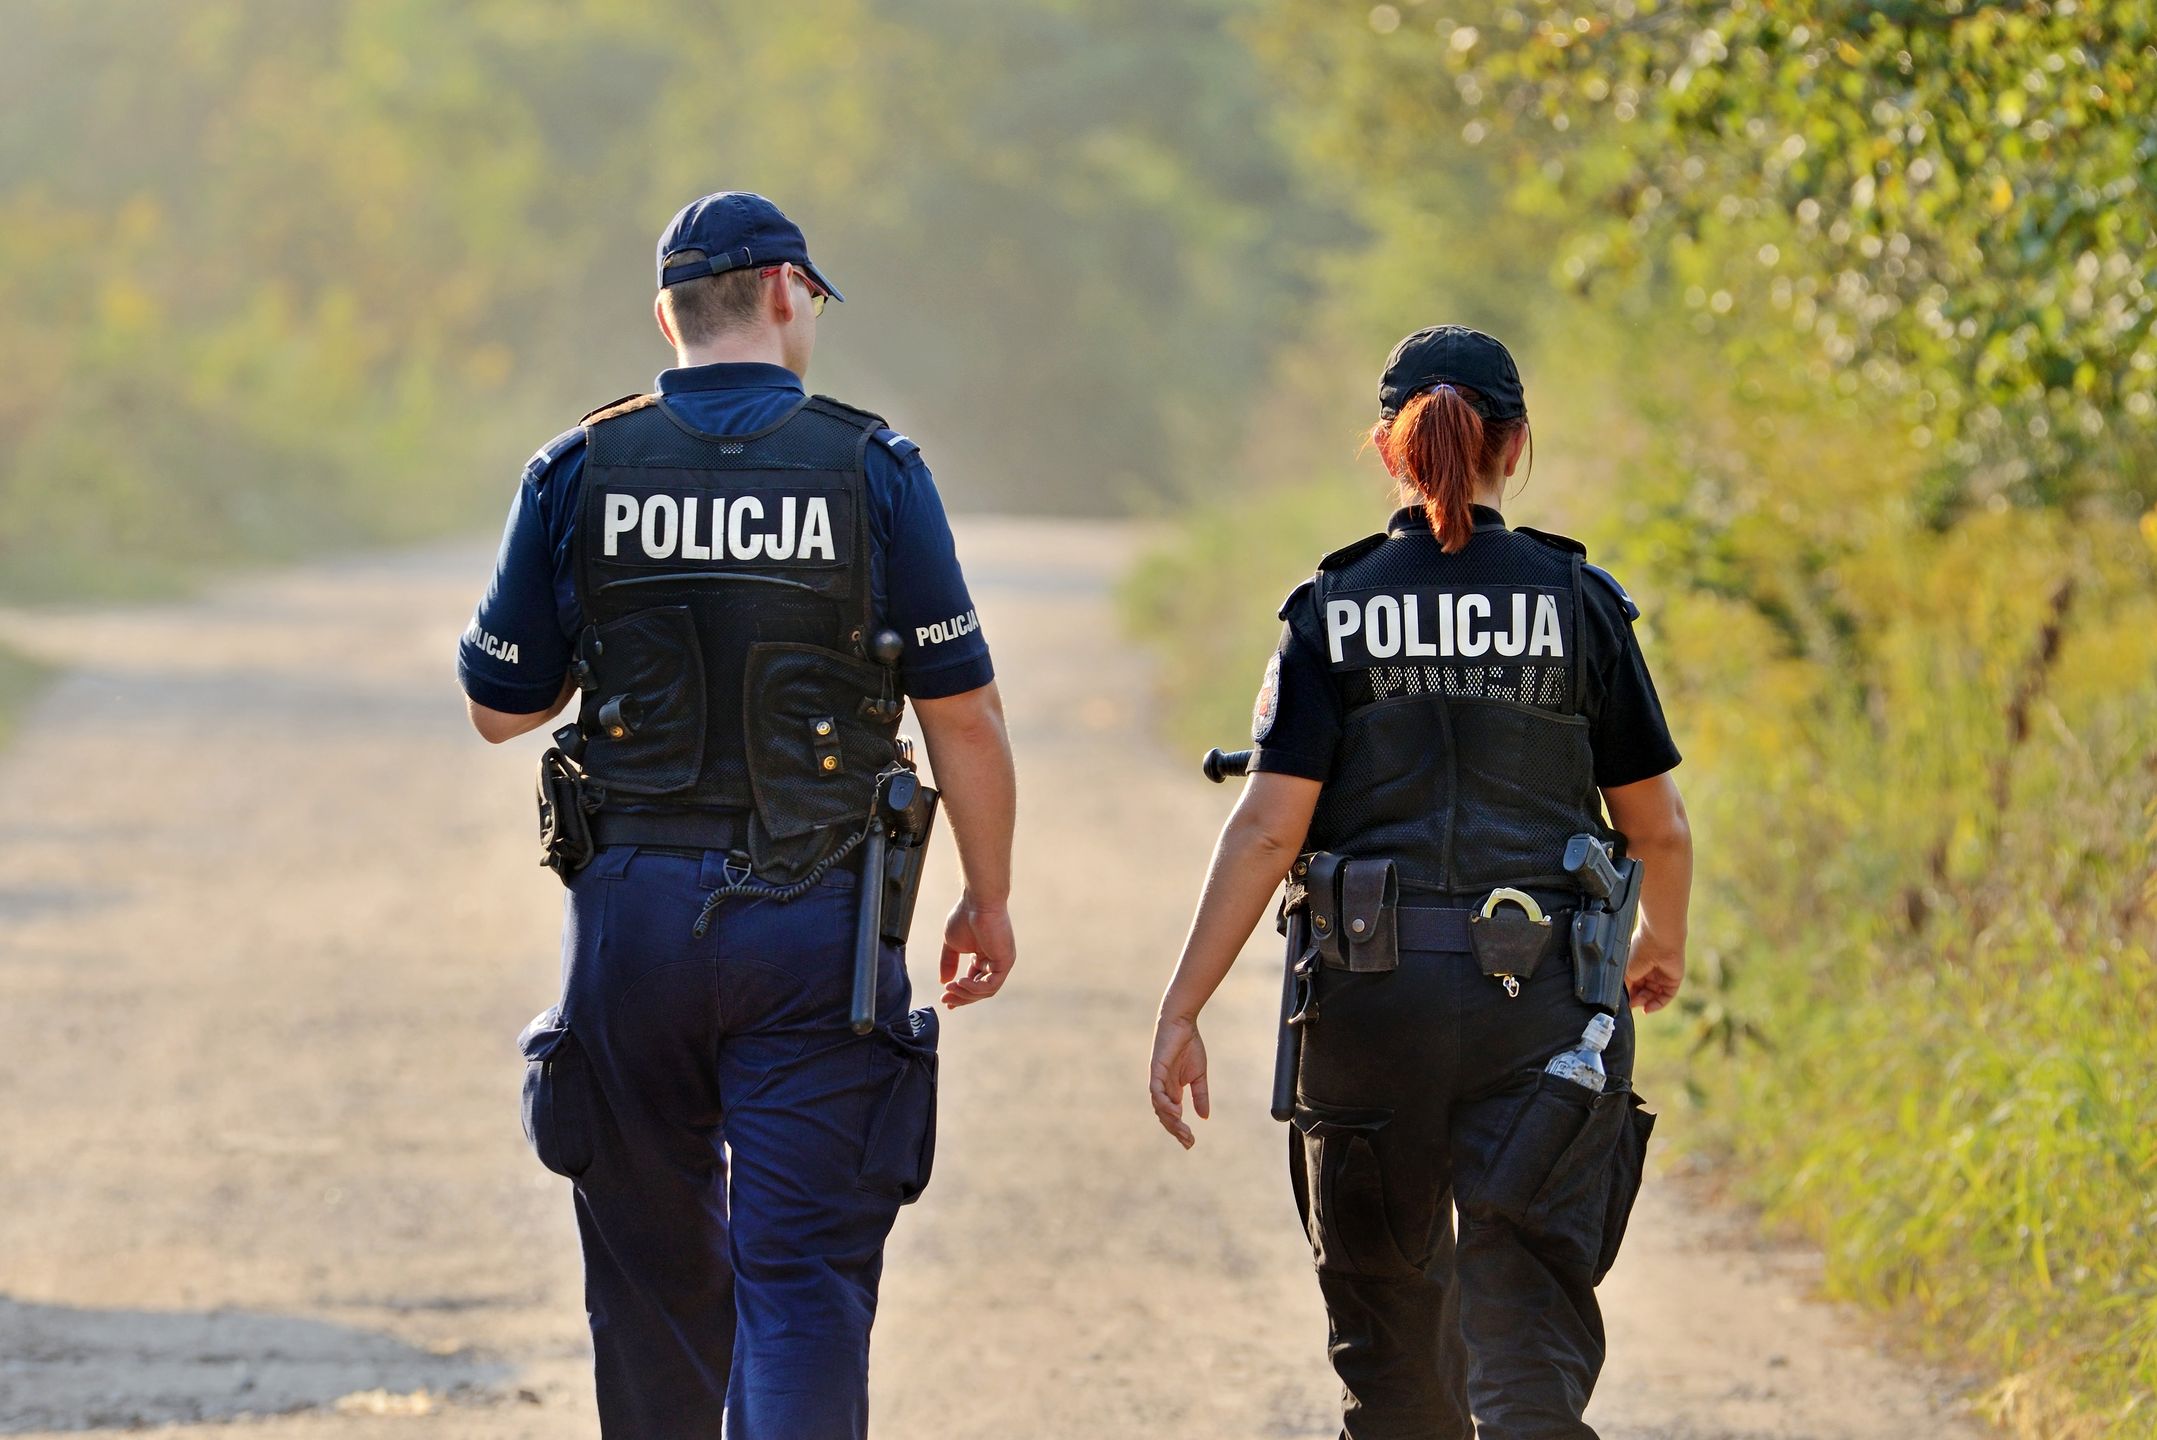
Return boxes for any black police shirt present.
[1250,504,1681,789]
[458,363,993,713]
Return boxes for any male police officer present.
[458,191,1018,1438]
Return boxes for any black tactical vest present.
[1301,518,1618,899]
[568,392,900,881]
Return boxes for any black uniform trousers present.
[1292,939,1648,1440]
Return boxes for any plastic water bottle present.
[1544,1013,1616,1093]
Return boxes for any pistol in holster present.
[536,743,604,885]
[850,745,941,1035]
[873,752,941,945]
[1270,852,1400,1120]
[1564,834,1643,1013]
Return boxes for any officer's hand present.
[940,895,1016,1008]
[1148,1015,1210,1150]
[1626,930,1685,1014]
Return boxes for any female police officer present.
[1148,325,1692,1439]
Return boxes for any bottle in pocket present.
[1544,1012,1614,1093]
[1479,1014,1618,1221]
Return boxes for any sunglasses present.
[759,265,828,317]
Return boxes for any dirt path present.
[0,520,1988,1437]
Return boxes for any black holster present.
[536,746,602,885]
[877,776,939,945]
[1569,857,1643,1012]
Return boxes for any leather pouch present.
[1336,860,1399,973]
[535,747,598,885]
[1305,852,1348,966]
[1470,892,1555,980]
[1308,855,1399,973]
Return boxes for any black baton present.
[850,628,910,1037]
[1270,909,1308,1122]
[1203,747,1252,783]
[850,823,888,1036]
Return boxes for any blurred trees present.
[0,0,1328,597]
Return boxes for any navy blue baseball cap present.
[655,191,844,301]
[1378,325,1525,420]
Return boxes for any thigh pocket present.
[519,1007,597,1180]
[1471,1074,1652,1285]
[1593,1091,1655,1283]
[1292,1104,1423,1280]
[856,1007,940,1204]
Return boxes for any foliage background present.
[7,2,2154,1434]
[0,0,1330,598]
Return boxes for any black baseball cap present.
[655,191,844,301]
[1378,325,1525,420]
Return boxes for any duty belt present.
[588,807,752,854]
[1389,902,1574,956]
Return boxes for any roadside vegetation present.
[1131,4,2157,1433]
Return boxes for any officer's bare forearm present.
[1603,773,1692,943]
[1159,774,1322,1025]
[467,678,576,744]
[914,682,1016,905]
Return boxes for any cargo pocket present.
[1292,1104,1421,1279]
[519,1007,597,1180]
[856,1007,939,1204]
[1475,1073,1646,1286]
[1593,1090,1655,1283]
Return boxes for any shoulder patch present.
[1316,532,1387,572]
[806,393,890,431]
[1582,562,1641,622]
[521,426,588,486]
[1513,525,1589,557]
[1277,576,1316,621]
[578,392,657,425]
[871,427,922,463]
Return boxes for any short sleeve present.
[866,435,995,700]
[1249,581,1343,781]
[456,450,580,713]
[1581,577,1681,788]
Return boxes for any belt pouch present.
[1304,853,1349,968]
[1470,900,1553,980]
[535,747,595,884]
[1335,859,1399,973]
[1303,855,1401,974]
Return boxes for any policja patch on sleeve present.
[1252,650,1282,743]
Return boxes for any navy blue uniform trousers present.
[520,846,938,1439]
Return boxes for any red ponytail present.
[1369,384,1527,553]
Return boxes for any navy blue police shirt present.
[1250,504,1680,789]
[458,362,993,713]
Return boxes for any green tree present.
[1318,0,2157,514]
